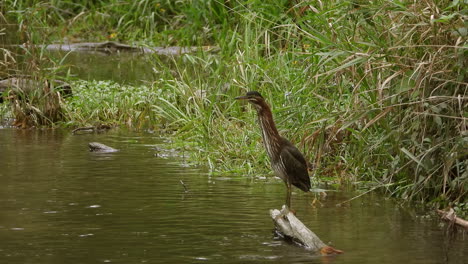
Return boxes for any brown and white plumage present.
[236,91,310,208]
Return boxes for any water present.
[55,51,157,84]
[0,129,466,264]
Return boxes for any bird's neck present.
[256,101,281,159]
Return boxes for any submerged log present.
[437,208,468,229]
[88,142,119,153]
[270,206,343,255]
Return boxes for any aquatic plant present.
[9,77,65,128]
[62,80,161,128]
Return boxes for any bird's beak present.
[235,95,249,100]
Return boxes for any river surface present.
[0,128,466,264]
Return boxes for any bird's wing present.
[279,143,311,192]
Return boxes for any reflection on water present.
[0,128,466,264]
[53,51,158,84]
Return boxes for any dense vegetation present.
[1,0,466,212]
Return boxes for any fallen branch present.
[180,180,189,193]
[17,41,220,55]
[270,206,343,255]
[437,208,468,229]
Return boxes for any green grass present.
[1,0,467,211]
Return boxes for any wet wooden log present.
[88,142,119,153]
[270,205,343,255]
[437,208,468,229]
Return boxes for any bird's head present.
[235,91,265,111]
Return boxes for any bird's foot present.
[281,205,296,216]
[320,246,344,255]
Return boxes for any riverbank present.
[1,1,466,214]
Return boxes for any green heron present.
[236,91,310,208]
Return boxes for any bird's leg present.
[285,181,292,209]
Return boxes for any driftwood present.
[437,208,468,229]
[19,41,220,55]
[270,206,343,255]
[88,142,119,153]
